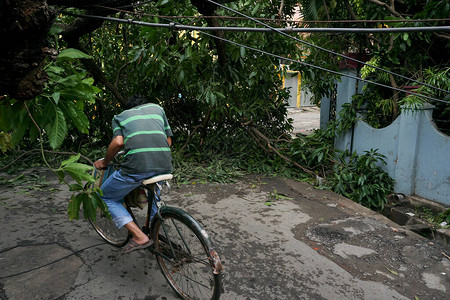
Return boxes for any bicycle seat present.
[142,174,173,185]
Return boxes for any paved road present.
[0,169,449,299]
[287,106,320,135]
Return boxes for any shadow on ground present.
[0,168,449,299]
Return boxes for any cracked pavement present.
[0,168,449,299]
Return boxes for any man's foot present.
[121,239,153,254]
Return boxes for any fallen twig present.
[248,126,316,177]
[1,149,93,171]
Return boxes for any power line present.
[103,1,449,96]
[63,11,446,105]
[61,12,450,33]
[91,5,450,24]
[59,11,448,104]
[205,0,450,96]
[193,25,448,105]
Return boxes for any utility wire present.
[151,15,447,104]
[61,12,450,33]
[61,10,448,104]
[91,5,450,24]
[90,2,449,96]
[193,25,447,104]
[205,0,450,96]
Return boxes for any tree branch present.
[1,149,94,171]
[322,0,330,20]
[248,126,316,177]
[365,0,404,18]
[435,33,450,41]
[343,0,357,20]
[277,0,285,19]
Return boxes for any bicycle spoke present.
[153,212,220,300]
[170,218,193,255]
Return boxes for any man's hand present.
[94,158,108,170]
[94,136,124,170]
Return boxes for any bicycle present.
[89,166,223,300]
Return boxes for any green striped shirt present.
[112,103,172,174]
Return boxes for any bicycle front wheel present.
[89,208,130,247]
[152,208,221,300]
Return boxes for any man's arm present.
[94,136,124,169]
[167,136,172,147]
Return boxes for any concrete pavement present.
[287,106,320,135]
[0,168,449,299]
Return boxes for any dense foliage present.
[297,0,450,132]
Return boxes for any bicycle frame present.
[132,181,223,275]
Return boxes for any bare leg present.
[124,221,150,244]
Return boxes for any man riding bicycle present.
[94,94,173,253]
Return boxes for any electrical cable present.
[60,11,448,104]
[60,12,450,33]
[192,25,448,104]
[83,3,450,97]
[88,3,450,24]
[205,0,450,96]
[0,242,108,279]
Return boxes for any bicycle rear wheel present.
[89,208,130,247]
[152,208,221,300]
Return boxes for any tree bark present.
[191,0,228,67]
[365,0,404,18]
[0,0,55,101]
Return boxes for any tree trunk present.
[0,0,55,101]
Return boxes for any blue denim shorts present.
[100,169,158,228]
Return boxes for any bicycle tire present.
[89,208,130,247]
[151,207,222,300]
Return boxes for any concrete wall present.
[283,71,314,108]
[351,118,400,179]
[414,110,450,204]
[330,70,450,205]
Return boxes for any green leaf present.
[61,153,81,166]
[0,132,12,153]
[240,47,246,58]
[251,3,260,15]
[62,163,95,184]
[178,69,185,84]
[216,92,226,99]
[69,184,83,191]
[56,170,65,182]
[10,109,30,147]
[48,106,67,149]
[46,66,64,74]
[82,193,97,221]
[81,77,95,85]
[93,187,103,197]
[52,91,60,104]
[58,48,91,60]
[60,100,90,134]
[68,194,82,220]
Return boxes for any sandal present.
[121,239,153,254]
